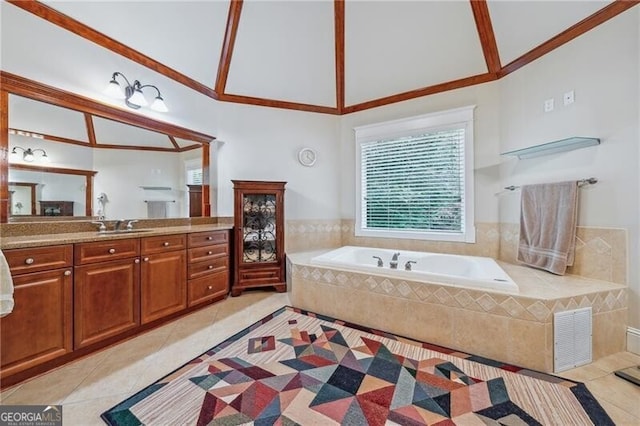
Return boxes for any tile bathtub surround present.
[499,223,628,284]
[285,219,344,253]
[287,251,627,373]
[341,220,501,258]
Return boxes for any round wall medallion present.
[298,148,317,167]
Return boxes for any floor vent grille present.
[554,307,592,373]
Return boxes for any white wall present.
[215,102,341,220]
[498,10,640,328]
[93,149,186,219]
[339,81,502,225]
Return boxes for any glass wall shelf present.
[501,137,600,159]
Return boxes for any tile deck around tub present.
[287,250,627,373]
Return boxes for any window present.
[185,159,203,185]
[355,106,475,242]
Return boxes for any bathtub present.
[310,246,518,293]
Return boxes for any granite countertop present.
[0,224,234,250]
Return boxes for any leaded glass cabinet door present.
[242,193,278,263]
[232,180,286,297]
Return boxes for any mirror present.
[1,72,215,223]
[8,164,94,218]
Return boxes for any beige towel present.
[0,249,15,317]
[146,201,167,219]
[517,181,578,275]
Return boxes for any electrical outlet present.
[563,90,575,105]
[544,98,554,112]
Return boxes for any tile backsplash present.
[283,219,627,285]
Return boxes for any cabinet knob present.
[64,270,71,276]
[163,242,170,247]
[207,251,213,255]
[206,236,212,240]
[144,257,149,262]
[24,257,34,265]
[134,258,140,264]
[208,265,214,269]
[108,248,116,254]
[207,286,213,290]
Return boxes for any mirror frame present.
[0,71,216,223]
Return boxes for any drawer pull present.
[64,270,71,276]
[206,236,212,240]
[24,257,34,265]
[207,251,213,255]
[208,265,214,269]
[108,248,116,254]
[163,242,170,247]
[207,286,213,290]
[144,257,149,262]
[134,258,140,264]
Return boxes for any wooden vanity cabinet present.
[187,230,230,306]
[74,239,141,349]
[140,234,187,324]
[0,245,73,379]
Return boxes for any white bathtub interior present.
[310,246,518,293]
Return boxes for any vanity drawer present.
[188,244,228,264]
[188,257,228,280]
[239,267,282,285]
[75,239,140,265]
[141,234,187,254]
[188,271,229,307]
[4,245,73,275]
[188,231,228,248]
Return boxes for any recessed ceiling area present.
[5,0,635,115]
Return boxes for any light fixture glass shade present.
[150,96,168,112]
[104,79,126,99]
[23,151,35,162]
[128,89,148,107]
[41,152,51,163]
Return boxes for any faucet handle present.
[91,221,106,232]
[404,260,417,271]
[372,256,383,267]
[126,220,139,231]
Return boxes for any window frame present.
[354,105,476,243]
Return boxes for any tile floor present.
[1,290,638,425]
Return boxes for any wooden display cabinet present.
[231,180,286,296]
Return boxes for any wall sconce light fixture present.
[11,146,49,163]
[104,72,168,112]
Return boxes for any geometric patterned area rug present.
[102,306,613,425]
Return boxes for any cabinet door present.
[0,269,72,378]
[141,250,187,324]
[74,258,140,349]
[241,193,279,264]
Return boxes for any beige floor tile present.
[598,399,640,426]
[63,392,133,426]
[586,373,640,418]
[557,362,609,382]
[63,357,150,404]
[590,351,640,374]
[0,384,22,402]
[2,366,88,405]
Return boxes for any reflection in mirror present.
[7,94,204,221]
[8,169,88,216]
[8,182,36,215]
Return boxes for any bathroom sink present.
[97,229,153,235]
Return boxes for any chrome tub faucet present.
[390,252,400,269]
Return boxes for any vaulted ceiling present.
[3,0,638,116]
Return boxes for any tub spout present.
[372,256,383,267]
[390,252,401,269]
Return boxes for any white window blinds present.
[360,127,466,233]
